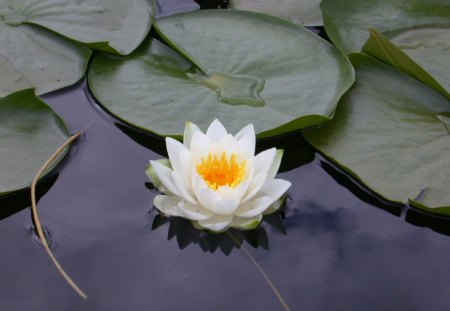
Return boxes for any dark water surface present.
[2,1,450,311]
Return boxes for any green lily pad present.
[304,54,450,215]
[362,27,450,100]
[0,0,155,55]
[230,0,323,26]
[321,0,450,54]
[0,16,91,97]
[0,89,70,196]
[387,25,450,97]
[88,10,354,138]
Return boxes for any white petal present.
[196,215,233,232]
[235,124,254,141]
[254,148,276,176]
[263,197,286,215]
[230,214,262,230]
[145,159,171,193]
[172,172,197,205]
[153,195,182,217]
[178,202,214,220]
[206,119,228,142]
[217,181,249,201]
[194,179,221,211]
[150,160,180,197]
[190,130,211,161]
[260,179,292,201]
[165,138,187,175]
[241,172,267,203]
[178,147,193,186]
[183,122,201,148]
[235,196,274,218]
[267,149,283,180]
[237,127,255,157]
[211,198,240,215]
[218,134,239,154]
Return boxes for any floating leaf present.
[321,0,450,54]
[362,28,450,100]
[387,25,450,97]
[1,0,155,55]
[88,10,354,138]
[0,89,70,196]
[304,54,450,215]
[230,0,323,26]
[0,16,91,97]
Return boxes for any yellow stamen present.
[197,152,246,190]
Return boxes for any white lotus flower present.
[146,119,291,232]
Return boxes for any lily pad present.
[362,27,450,100]
[321,0,450,54]
[387,25,450,97]
[304,54,450,215]
[0,0,155,55]
[230,0,323,26]
[0,89,70,196]
[88,10,354,138]
[0,17,91,97]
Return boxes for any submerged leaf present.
[304,54,450,214]
[89,10,354,138]
[0,89,70,196]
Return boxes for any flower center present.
[196,152,246,190]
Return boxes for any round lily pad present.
[304,54,450,215]
[388,25,450,96]
[1,0,155,55]
[88,10,354,138]
[0,89,70,196]
[321,0,450,54]
[0,14,91,97]
[362,27,450,100]
[230,0,323,26]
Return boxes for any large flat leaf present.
[387,25,450,97]
[304,54,450,215]
[1,0,155,55]
[0,20,91,97]
[230,0,323,26]
[362,28,450,100]
[88,10,354,138]
[0,89,70,196]
[321,0,450,54]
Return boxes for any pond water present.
[1,1,450,310]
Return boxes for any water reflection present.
[150,207,287,255]
[406,208,450,237]
[318,155,403,217]
[156,0,200,18]
[0,174,58,220]
[117,123,167,157]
